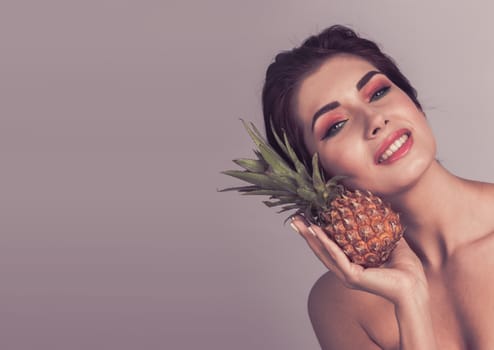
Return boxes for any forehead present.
[296,55,378,121]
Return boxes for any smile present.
[375,129,413,165]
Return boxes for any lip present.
[374,128,413,165]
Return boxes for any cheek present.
[409,111,436,153]
[318,141,366,177]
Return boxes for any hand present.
[291,216,428,305]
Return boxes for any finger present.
[289,215,319,240]
[305,232,336,269]
[290,217,357,280]
[309,224,365,282]
[290,218,339,273]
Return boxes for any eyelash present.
[322,119,348,140]
[321,85,391,140]
[370,86,391,102]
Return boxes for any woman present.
[264,25,494,349]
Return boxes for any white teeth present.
[379,134,409,162]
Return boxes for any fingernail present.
[290,222,300,234]
[308,226,317,237]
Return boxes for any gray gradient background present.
[1,1,493,349]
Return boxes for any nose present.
[366,113,389,139]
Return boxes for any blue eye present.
[322,119,347,140]
[370,86,390,102]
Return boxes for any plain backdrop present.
[1,1,494,349]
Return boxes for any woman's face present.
[295,54,436,196]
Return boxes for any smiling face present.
[295,54,436,197]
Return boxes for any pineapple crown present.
[221,119,346,221]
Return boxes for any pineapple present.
[221,120,404,268]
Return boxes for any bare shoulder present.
[448,181,494,276]
[307,271,389,350]
[469,181,494,242]
[477,181,494,213]
[457,181,494,247]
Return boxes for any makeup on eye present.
[317,83,390,140]
[369,85,391,102]
[321,119,348,140]
[312,72,391,139]
[315,111,348,140]
[362,76,392,102]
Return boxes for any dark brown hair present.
[262,25,422,171]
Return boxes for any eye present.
[322,119,348,140]
[370,86,390,102]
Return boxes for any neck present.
[384,161,484,270]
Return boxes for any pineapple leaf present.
[218,185,259,192]
[281,130,311,183]
[249,120,270,146]
[262,200,279,208]
[262,197,298,207]
[241,119,265,149]
[253,150,264,160]
[311,153,326,193]
[241,189,293,196]
[267,118,312,188]
[269,174,298,193]
[311,153,331,207]
[258,143,297,178]
[325,175,347,194]
[268,118,290,158]
[241,119,297,178]
[296,187,318,202]
[277,204,304,213]
[233,158,268,173]
[221,170,284,190]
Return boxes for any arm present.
[308,275,382,349]
[394,291,437,350]
[292,217,438,350]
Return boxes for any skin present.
[290,54,494,349]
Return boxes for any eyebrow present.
[356,70,381,91]
[311,70,383,132]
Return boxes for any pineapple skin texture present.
[318,189,404,268]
